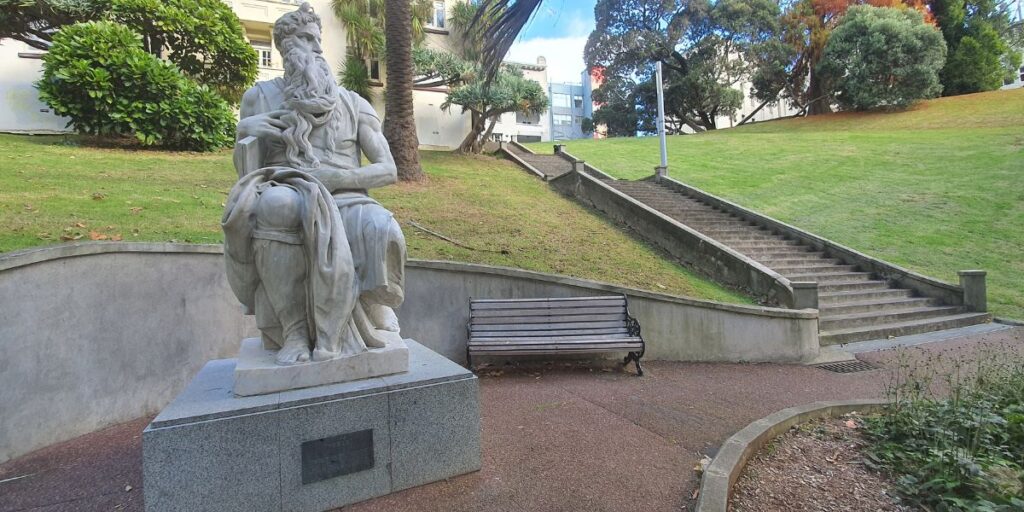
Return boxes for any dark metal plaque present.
[301,429,374,484]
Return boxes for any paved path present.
[2,327,1021,512]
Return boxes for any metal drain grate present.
[815,360,879,373]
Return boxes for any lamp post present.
[655,60,668,179]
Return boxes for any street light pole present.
[655,60,668,179]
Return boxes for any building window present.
[516,111,540,125]
[368,58,381,81]
[552,93,571,108]
[428,1,445,28]
[573,95,583,109]
[252,41,273,68]
[554,114,572,126]
[574,116,582,125]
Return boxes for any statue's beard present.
[280,47,339,169]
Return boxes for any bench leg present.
[624,352,644,376]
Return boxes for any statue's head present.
[272,2,340,169]
[273,2,322,55]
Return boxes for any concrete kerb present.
[694,399,890,512]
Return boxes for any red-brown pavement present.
[2,327,1021,512]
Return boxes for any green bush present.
[818,5,947,111]
[865,349,1024,510]
[37,21,234,151]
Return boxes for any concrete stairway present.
[503,143,574,180]
[605,180,991,345]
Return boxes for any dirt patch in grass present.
[730,416,914,512]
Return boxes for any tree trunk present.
[737,98,772,126]
[806,69,832,116]
[383,0,424,181]
[474,116,500,153]
[458,111,485,153]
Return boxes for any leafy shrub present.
[864,348,1024,511]
[818,5,947,111]
[37,21,234,151]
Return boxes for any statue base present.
[142,340,481,512]
[234,336,409,396]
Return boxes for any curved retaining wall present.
[0,242,818,463]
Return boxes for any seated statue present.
[222,2,406,366]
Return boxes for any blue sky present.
[505,0,597,84]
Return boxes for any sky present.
[505,0,597,85]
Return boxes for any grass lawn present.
[0,133,746,304]
[526,89,1024,320]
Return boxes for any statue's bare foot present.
[275,338,311,365]
[368,304,400,332]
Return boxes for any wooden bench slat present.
[471,328,629,338]
[470,343,643,353]
[470,321,626,332]
[471,306,626,318]
[471,334,641,344]
[471,298,624,310]
[470,296,624,305]
[472,313,626,325]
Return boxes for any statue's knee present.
[256,186,303,229]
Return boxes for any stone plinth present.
[234,337,409,396]
[142,340,480,512]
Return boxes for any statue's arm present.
[309,95,398,191]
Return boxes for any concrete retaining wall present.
[0,242,817,463]
[549,170,796,307]
[656,176,965,306]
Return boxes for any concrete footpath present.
[1,326,1021,512]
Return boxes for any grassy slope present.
[527,89,1024,319]
[0,134,746,304]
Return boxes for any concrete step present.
[761,258,839,270]
[818,288,914,305]
[703,232,781,242]
[819,312,992,345]
[740,247,821,258]
[773,264,858,275]
[726,241,805,251]
[817,280,891,293]
[820,306,964,331]
[818,297,940,316]
[784,271,873,284]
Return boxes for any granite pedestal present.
[142,340,480,512]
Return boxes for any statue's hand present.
[237,110,289,141]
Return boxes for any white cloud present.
[506,36,588,84]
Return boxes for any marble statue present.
[222,3,407,370]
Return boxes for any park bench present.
[467,295,645,375]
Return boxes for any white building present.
[0,40,69,133]
[488,57,551,143]
[0,0,479,149]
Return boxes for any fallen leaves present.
[92,192,105,200]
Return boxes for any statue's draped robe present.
[223,78,406,359]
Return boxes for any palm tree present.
[383,0,424,180]
[471,0,544,84]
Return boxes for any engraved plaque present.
[301,429,374,485]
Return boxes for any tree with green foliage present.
[37,21,235,150]
[584,0,780,132]
[330,0,432,102]
[414,1,547,153]
[818,5,946,110]
[441,66,547,153]
[1,0,257,103]
[591,84,641,137]
[932,0,1022,95]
